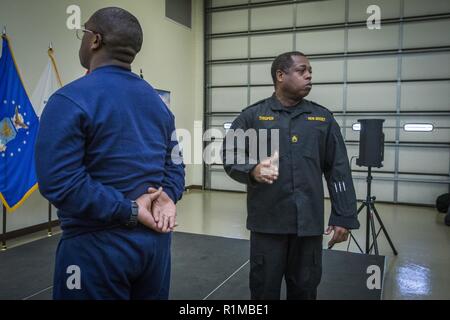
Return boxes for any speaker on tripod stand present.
[349,119,398,256]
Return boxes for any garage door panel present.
[349,0,401,21]
[403,20,450,49]
[404,0,450,18]
[210,37,248,60]
[251,34,293,58]
[399,147,450,175]
[402,53,450,80]
[347,56,398,81]
[252,4,294,30]
[297,0,346,26]
[400,81,450,112]
[307,84,344,111]
[250,62,273,85]
[210,9,248,34]
[347,83,397,111]
[348,25,399,52]
[296,29,345,54]
[210,64,248,86]
[311,58,345,83]
[397,179,449,205]
[211,87,248,112]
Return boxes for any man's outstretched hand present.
[136,187,165,232]
[148,187,177,233]
[251,151,279,184]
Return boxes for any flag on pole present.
[31,45,63,117]
[31,44,63,230]
[0,35,39,211]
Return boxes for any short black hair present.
[88,7,143,63]
[271,51,306,85]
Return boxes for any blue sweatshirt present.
[35,65,185,239]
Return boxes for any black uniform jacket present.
[222,94,360,236]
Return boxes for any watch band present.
[125,200,139,228]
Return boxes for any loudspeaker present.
[356,119,385,168]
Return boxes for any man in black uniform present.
[222,51,360,300]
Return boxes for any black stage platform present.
[0,232,385,300]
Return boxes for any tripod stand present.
[348,166,398,256]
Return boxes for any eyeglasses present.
[75,28,100,41]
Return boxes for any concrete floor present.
[3,189,450,300]
[176,190,450,300]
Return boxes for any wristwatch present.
[125,201,139,229]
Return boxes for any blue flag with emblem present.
[0,35,39,211]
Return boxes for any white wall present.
[0,0,204,232]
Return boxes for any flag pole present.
[0,26,9,242]
[2,205,7,251]
[1,28,8,249]
[48,42,63,87]
[46,41,54,237]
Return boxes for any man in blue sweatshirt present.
[35,7,185,300]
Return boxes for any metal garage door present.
[204,0,450,205]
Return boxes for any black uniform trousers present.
[250,232,323,300]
